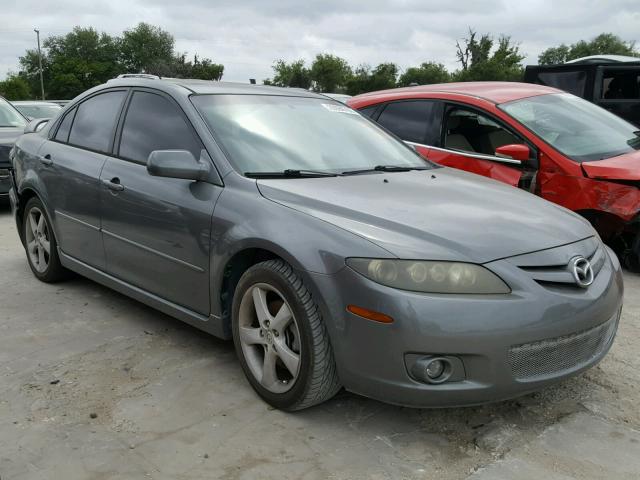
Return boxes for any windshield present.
[0,97,27,128]
[500,93,640,162]
[15,104,62,119]
[191,94,430,174]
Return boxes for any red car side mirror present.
[495,144,530,162]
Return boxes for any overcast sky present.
[1,0,638,83]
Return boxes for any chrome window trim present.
[403,141,523,165]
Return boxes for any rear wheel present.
[232,259,341,411]
[23,197,68,282]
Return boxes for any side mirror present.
[147,150,211,181]
[24,118,49,134]
[495,144,530,162]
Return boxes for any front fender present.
[209,178,393,316]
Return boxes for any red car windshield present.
[500,93,640,162]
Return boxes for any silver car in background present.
[9,77,623,410]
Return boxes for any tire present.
[22,197,68,282]
[232,259,341,411]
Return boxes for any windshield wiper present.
[341,165,430,176]
[244,169,339,179]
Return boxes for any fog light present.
[410,356,455,384]
[426,359,445,379]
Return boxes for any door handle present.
[102,178,125,192]
[39,154,53,166]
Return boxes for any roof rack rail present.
[115,73,161,80]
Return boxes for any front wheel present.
[23,197,68,282]
[232,260,341,411]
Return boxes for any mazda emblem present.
[570,256,594,288]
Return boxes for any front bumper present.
[307,245,623,407]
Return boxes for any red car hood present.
[582,150,640,180]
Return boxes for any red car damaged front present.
[349,83,640,269]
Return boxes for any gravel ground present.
[1,204,639,479]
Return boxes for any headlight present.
[346,258,510,294]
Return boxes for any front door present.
[427,106,533,188]
[100,89,221,315]
[40,89,128,269]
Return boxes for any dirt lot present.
[1,204,639,480]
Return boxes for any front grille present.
[510,237,607,289]
[508,311,619,381]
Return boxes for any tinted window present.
[601,70,640,100]
[358,105,378,118]
[54,108,76,143]
[119,91,202,163]
[377,100,440,144]
[68,91,126,153]
[537,71,587,97]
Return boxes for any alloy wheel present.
[25,207,50,273]
[237,283,302,394]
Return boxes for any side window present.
[536,71,587,97]
[601,70,640,100]
[358,105,378,118]
[118,91,203,163]
[376,100,441,145]
[68,91,126,153]
[54,107,76,143]
[444,108,520,156]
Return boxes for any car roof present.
[566,54,640,64]
[12,101,62,106]
[353,81,562,105]
[104,76,327,99]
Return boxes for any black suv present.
[525,56,640,127]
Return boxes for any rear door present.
[100,89,221,315]
[595,66,640,127]
[40,89,127,269]
[426,105,534,188]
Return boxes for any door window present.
[358,105,378,118]
[119,91,203,163]
[601,70,640,100]
[377,100,441,144]
[444,108,520,156]
[536,70,587,97]
[54,107,76,143]
[68,91,127,153]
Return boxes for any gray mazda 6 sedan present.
[9,76,623,411]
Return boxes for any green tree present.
[0,74,32,100]
[345,63,398,95]
[538,33,638,65]
[157,53,224,80]
[264,59,311,89]
[310,54,352,92]
[120,23,174,73]
[19,27,121,99]
[453,30,524,81]
[397,62,450,86]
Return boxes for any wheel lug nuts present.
[273,330,279,337]
[264,320,270,327]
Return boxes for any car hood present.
[256,168,594,263]
[582,149,640,180]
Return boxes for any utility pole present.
[34,29,45,100]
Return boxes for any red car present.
[348,82,640,269]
